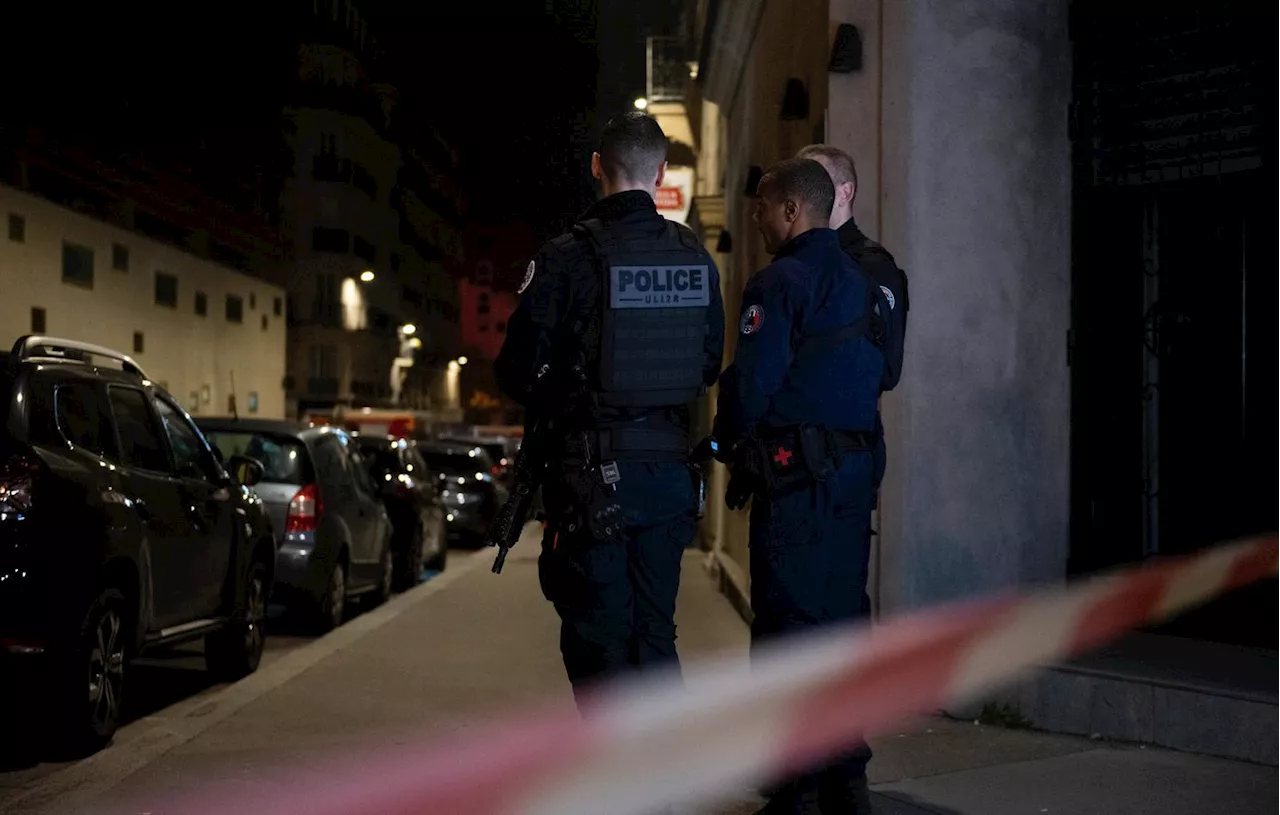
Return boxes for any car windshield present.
[421,448,492,475]
[441,438,507,465]
[203,430,309,485]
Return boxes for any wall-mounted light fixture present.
[828,23,864,73]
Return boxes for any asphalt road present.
[0,567,447,804]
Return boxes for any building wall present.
[0,184,287,418]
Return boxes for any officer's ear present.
[784,198,799,223]
[654,161,667,188]
[590,152,604,182]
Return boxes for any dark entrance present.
[1068,0,1275,647]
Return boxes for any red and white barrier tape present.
[160,535,1274,815]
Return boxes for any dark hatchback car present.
[1,337,274,752]
[416,441,508,543]
[437,434,518,486]
[198,419,393,630]
[354,435,448,586]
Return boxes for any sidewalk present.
[11,525,1275,814]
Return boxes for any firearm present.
[486,360,591,574]
[486,412,547,574]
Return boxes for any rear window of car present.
[203,430,310,485]
[421,448,491,474]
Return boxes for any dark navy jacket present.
[495,191,726,418]
[714,227,885,447]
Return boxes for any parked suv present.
[0,336,275,753]
[198,419,394,631]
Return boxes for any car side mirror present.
[227,455,264,487]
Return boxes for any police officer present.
[796,144,909,517]
[495,111,725,707]
[714,158,885,814]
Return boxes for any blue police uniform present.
[715,226,885,814]
[836,216,909,618]
[496,190,725,706]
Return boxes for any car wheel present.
[205,560,268,681]
[53,586,128,755]
[423,512,448,572]
[318,561,347,632]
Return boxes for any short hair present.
[758,158,835,220]
[598,112,668,184]
[796,144,858,196]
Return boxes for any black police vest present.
[574,218,711,409]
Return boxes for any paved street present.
[1,526,1274,815]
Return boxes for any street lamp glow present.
[400,323,416,335]
[408,337,422,349]
[359,270,375,283]
[457,356,468,366]
[633,96,648,110]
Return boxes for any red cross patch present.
[773,446,794,467]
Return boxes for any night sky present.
[3,0,667,247]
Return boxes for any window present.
[31,307,46,333]
[155,397,215,482]
[154,271,178,307]
[55,384,115,458]
[477,292,491,315]
[261,314,269,331]
[247,392,259,414]
[133,332,144,353]
[312,227,350,253]
[273,296,283,316]
[312,435,355,491]
[344,445,378,498]
[112,243,129,271]
[249,292,257,310]
[353,235,376,263]
[61,242,94,288]
[204,430,308,484]
[195,291,208,316]
[390,253,402,272]
[107,386,170,472]
[226,294,244,323]
[314,274,338,323]
[8,213,24,242]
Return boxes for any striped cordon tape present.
[150,534,1275,815]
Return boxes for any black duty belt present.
[594,425,689,461]
[828,429,877,455]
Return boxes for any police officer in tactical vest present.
[495,112,726,707]
[797,144,909,518]
[714,158,886,814]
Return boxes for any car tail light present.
[286,483,321,533]
[0,453,38,516]
[491,464,502,476]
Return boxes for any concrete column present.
[829,0,1073,611]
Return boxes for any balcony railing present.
[647,36,689,103]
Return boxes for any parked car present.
[354,434,448,586]
[198,419,393,631]
[416,441,508,543]
[437,433,518,486]
[0,336,275,752]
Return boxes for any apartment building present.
[1,183,286,418]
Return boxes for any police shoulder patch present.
[518,260,536,294]
[740,304,764,335]
[879,285,896,311]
